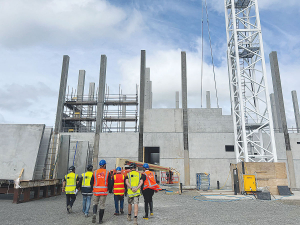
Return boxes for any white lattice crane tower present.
[224,0,277,163]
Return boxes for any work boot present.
[134,217,138,225]
[149,202,153,216]
[67,205,71,214]
[92,205,98,223]
[127,214,131,221]
[120,209,124,214]
[99,209,104,224]
[143,202,149,219]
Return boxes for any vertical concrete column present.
[292,90,300,133]
[121,95,126,132]
[270,93,279,132]
[54,55,70,133]
[176,91,179,108]
[181,51,190,186]
[93,55,107,170]
[88,82,95,132]
[206,91,211,108]
[145,68,151,110]
[138,50,146,162]
[269,51,296,188]
[77,70,86,102]
[149,81,153,109]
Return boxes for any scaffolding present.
[62,84,138,133]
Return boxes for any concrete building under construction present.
[1,0,300,202]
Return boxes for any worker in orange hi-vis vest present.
[109,167,126,215]
[90,159,111,224]
[141,163,162,220]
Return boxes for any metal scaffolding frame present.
[62,84,138,133]
[224,0,277,162]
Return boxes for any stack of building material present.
[236,162,288,195]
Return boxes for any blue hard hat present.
[99,159,106,166]
[116,167,121,171]
[143,163,149,169]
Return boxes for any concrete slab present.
[189,133,235,159]
[0,124,45,180]
[98,133,139,158]
[68,141,89,176]
[56,135,70,179]
[144,109,183,133]
[33,127,53,180]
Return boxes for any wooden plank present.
[33,187,40,199]
[23,188,31,202]
[0,187,14,194]
[13,189,21,204]
[43,186,49,198]
[50,185,55,196]
[275,163,287,179]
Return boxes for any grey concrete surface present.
[57,135,70,179]
[292,90,300,133]
[0,124,45,180]
[33,127,53,180]
[54,55,69,133]
[270,93,279,131]
[1,190,300,225]
[93,55,107,170]
[139,50,146,162]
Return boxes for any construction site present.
[1,0,300,224]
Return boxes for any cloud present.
[0,0,144,48]
[0,82,56,111]
[206,0,300,14]
[118,41,231,113]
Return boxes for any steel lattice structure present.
[224,0,277,162]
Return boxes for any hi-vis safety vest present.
[143,170,161,191]
[81,171,93,187]
[93,169,108,196]
[127,171,141,197]
[65,172,78,194]
[113,173,125,195]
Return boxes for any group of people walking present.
[62,159,161,224]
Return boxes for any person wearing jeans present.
[109,167,126,215]
[79,164,94,217]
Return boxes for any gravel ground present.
[0,190,300,225]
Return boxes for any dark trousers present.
[143,189,154,203]
[114,194,124,213]
[66,194,76,207]
[143,189,154,216]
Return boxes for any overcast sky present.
[0,0,299,128]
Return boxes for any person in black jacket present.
[78,164,94,217]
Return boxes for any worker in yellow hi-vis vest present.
[79,164,93,217]
[62,166,79,213]
[125,163,143,225]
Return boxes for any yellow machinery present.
[243,175,256,192]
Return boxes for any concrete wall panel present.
[99,133,139,158]
[144,133,184,158]
[0,124,45,180]
[189,133,235,159]
[33,127,53,180]
[190,159,234,189]
[188,109,233,133]
[57,135,70,179]
[144,109,183,133]
[69,141,89,176]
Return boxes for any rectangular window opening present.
[225,145,234,152]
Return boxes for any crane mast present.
[224,0,277,162]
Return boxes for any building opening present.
[144,147,160,165]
